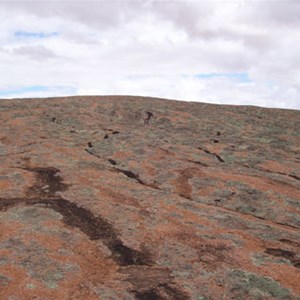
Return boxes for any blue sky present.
[0,86,76,98]
[0,86,48,97]
[195,73,251,83]
[14,31,59,39]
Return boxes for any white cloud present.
[0,0,299,109]
[12,45,57,60]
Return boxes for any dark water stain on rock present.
[0,196,153,267]
[134,283,189,300]
[266,248,300,268]
[122,266,189,299]
[1,167,153,269]
[25,167,68,198]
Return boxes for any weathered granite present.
[0,96,299,299]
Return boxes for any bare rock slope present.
[0,96,300,300]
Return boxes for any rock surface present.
[0,96,299,300]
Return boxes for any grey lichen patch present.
[0,206,63,224]
[219,153,238,164]
[222,181,281,222]
[255,136,275,144]
[286,198,300,210]
[0,273,11,287]
[251,254,270,267]
[0,238,79,290]
[225,180,247,189]
[0,256,9,265]
[37,226,81,245]
[26,283,36,289]
[71,187,96,198]
[90,138,127,157]
[252,253,292,267]
[39,267,65,289]
[227,269,292,299]
[197,296,211,300]
[0,145,7,156]
[212,189,235,199]
[24,257,79,290]
[219,234,244,247]
[94,284,133,300]
[0,238,27,251]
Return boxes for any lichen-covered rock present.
[0,96,299,299]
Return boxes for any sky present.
[0,0,300,109]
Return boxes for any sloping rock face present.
[0,96,299,300]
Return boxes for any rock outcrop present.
[0,96,299,299]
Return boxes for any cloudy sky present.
[0,0,299,109]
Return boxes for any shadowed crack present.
[108,159,117,165]
[85,148,102,159]
[114,168,161,190]
[178,196,300,232]
[198,147,224,163]
[265,248,300,269]
[84,148,161,190]
[115,168,144,184]
[288,174,300,181]
[279,239,300,248]
[241,164,300,182]
[185,159,209,167]
[104,161,300,233]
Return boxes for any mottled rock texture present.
[0,96,299,300]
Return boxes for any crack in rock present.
[265,248,300,269]
[198,147,224,163]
